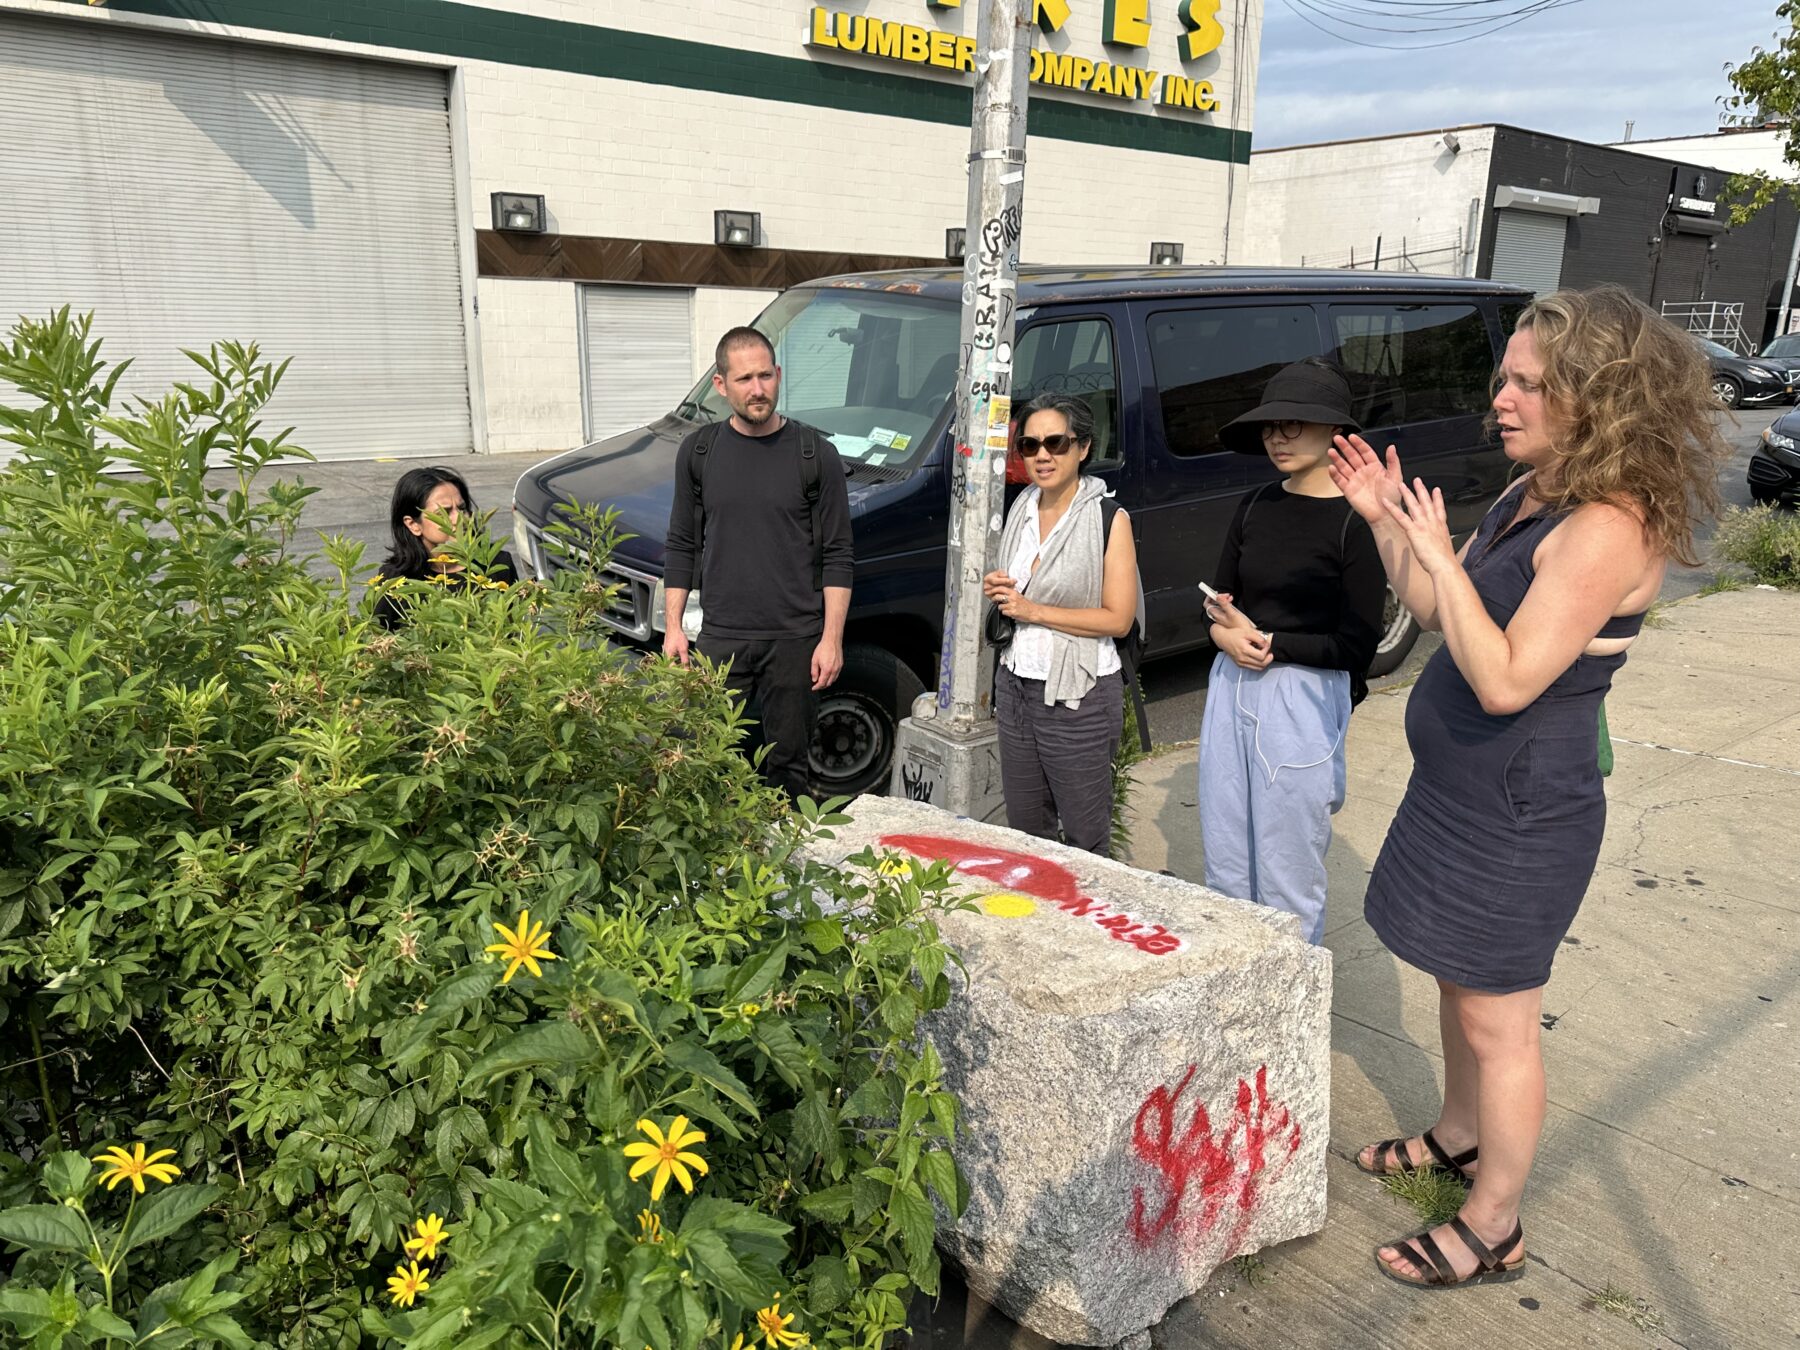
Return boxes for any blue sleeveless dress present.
[1364,483,1644,994]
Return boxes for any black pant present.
[697,633,819,799]
[995,667,1124,857]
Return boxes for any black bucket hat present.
[1220,360,1361,455]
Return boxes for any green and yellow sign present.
[806,1,1225,112]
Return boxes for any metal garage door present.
[582,286,695,442]
[0,12,471,461]
[1489,211,1568,298]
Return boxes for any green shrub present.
[0,310,968,1348]
[1712,503,1800,588]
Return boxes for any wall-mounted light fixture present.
[491,192,546,234]
[946,227,967,261]
[1150,242,1184,266]
[714,210,760,248]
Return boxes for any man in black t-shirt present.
[663,327,855,799]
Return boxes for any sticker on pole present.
[984,395,1012,455]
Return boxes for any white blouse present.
[999,494,1121,684]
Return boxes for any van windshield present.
[674,287,960,469]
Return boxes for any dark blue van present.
[511,266,1529,796]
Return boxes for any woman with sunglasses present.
[1197,359,1386,943]
[982,393,1142,856]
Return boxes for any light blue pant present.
[1197,654,1351,945]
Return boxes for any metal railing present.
[1661,301,1753,355]
[1301,230,1467,275]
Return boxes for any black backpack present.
[685,420,827,590]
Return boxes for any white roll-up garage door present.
[0,12,471,461]
[1489,211,1568,298]
[582,286,695,442]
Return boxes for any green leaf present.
[0,1203,91,1255]
[749,1019,812,1088]
[919,1148,965,1216]
[878,990,917,1036]
[725,940,789,1004]
[850,1172,887,1225]
[0,1286,60,1334]
[75,1305,136,1339]
[386,964,501,1061]
[681,1229,764,1307]
[39,1153,91,1202]
[795,1184,853,1223]
[888,1177,936,1268]
[121,1182,221,1253]
[525,1115,592,1205]
[465,1020,595,1082]
[800,919,845,953]
[589,967,654,1035]
[790,1092,842,1169]
[662,1041,760,1119]
[804,1254,854,1315]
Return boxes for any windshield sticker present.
[832,435,878,460]
[868,427,900,448]
[867,452,889,467]
[889,433,911,451]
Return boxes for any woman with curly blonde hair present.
[1328,285,1725,1290]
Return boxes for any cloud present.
[1252,0,1777,148]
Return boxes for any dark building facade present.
[1478,126,1799,347]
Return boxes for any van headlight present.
[649,581,704,639]
[510,512,539,578]
[1767,428,1798,451]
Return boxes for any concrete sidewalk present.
[1110,587,1799,1349]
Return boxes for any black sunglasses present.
[1018,433,1084,455]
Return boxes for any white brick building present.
[0,0,1264,459]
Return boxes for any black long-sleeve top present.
[664,420,855,640]
[1214,483,1385,700]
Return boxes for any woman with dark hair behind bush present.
[373,466,518,630]
[982,392,1143,856]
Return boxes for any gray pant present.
[995,667,1125,857]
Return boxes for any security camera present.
[1440,131,1461,154]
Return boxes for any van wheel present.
[810,644,926,799]
[1367,581,1420,678]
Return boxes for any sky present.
[1253,0,1782,150]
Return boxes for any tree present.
[1721,1,1800,224]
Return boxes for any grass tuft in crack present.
[1380,1167,1468,1225]
[1589,1285,1666,1334]
[1231,1253,1271,1288]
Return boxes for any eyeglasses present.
[1260,420,1306,440]
[1018,434,1083,455]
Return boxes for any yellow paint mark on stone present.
[876,857,917,877]
[980,893,1038,918]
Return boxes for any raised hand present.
[1329,434,1405,526]
[1382,477,1460,577]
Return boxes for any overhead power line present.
[1278,0,1590,50]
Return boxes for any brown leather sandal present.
[1376,1216,1526,1290]
[1355,1128,1477,1187]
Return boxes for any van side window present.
[1329,304,1494,428]
[1498,301,1530,338]
[1147,306,1323,457]
[1012,318,1120,465]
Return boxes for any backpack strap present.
[1100,497,1151,752]
[685,422,724,570]
[796,421,824,591]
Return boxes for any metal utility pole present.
[887,0,1032,818]
[1782,213,1800,337]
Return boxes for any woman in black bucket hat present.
[1196,358,1386,946]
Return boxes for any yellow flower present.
[403,1213,449,1262]
[635,1208,663,1245]
[386,1259,431,1307]
[730,1336,749,1350]
[739,1002,761,1018]
[485,908,557,984]
[621,1116,708,1201]
[754,1295,806,1348]
[92,1142,182,1194]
